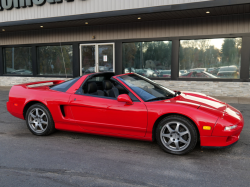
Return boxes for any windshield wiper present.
[146,97,169,102]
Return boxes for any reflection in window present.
[3,47,32,75]
[37,45,73,76]
[122,41,172,78]
[179,38,242,79]
[81,45,96,75]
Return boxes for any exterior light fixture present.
[206,11,210,14]
[203,126,212,130]
[40,26,43,28]
[225,125,238,131]
[2,29,5,31]
[85,22,88,25]
[138,17,141,20]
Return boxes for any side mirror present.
[117,94,133,105]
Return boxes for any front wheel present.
[156,115,198,155]
[25,104,55,136]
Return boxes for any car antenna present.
[60,42,67,79]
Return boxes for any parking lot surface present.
[0,88,250,187]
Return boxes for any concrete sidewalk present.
[2,86,250,104]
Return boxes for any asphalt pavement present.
[0,88,250,187]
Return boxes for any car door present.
[69,94,110,132]
[69,93,148,137]
[104,99,148,137]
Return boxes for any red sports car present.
[7,72,244,155]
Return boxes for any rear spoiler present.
[17,80,65,88]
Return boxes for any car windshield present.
[118,74,176,101]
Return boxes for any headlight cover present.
[225,124,238,131]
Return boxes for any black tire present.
[25,103,55,136]
[156,115,198,155]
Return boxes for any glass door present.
[80,44,96,75]
[80,43,115,75]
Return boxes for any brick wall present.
[1,77,250,98]
[155,80,250,98]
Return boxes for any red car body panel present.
[6,73,244,147]
[68,94,147,137]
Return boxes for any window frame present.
[2,46,33,76]
[37,44,74,77]
[75,73,140,102]
[120,35,249,82]
[0,42,75,78]
[0,35,249,82]
[122,39,173,81]
[178,37,243,81]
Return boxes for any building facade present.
[1,0,250,98]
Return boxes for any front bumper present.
[201,141,238,149]
[200,132,241,147]
[200,104,244,148]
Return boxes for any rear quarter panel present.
[7,85,71,122]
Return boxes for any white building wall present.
[0,0,211,23]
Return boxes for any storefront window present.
[179,38,242,79]
[3,47,32,75]
[37,45,73,76]
[123,41,172,78]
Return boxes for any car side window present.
[50,77,80,92]
[113,81,140,102]
[77,75,140,102]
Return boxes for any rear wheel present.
[156,115,198,155]
[25,104,55,136]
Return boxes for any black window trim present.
[0,34,249,82]
[0,42,75,78]
[121,35,250,82]
[2,45,33,76]
[36,44,74,77]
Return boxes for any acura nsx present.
[7,72,244,155]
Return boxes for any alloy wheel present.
[28,108,48,133]
[160,121,191,152]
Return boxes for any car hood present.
[160,91,227,118]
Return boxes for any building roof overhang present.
[1,0,250,32]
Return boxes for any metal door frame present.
[79,43,115,76]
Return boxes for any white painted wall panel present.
[0,0,211,23]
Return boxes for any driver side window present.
[80,75,139,102]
